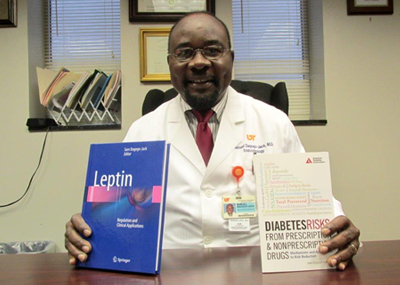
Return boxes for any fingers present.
[320,216,360,252]
[70,213,92,237]
[319,215,361,271]
[326,239,361,270]
[321,215,352,238]
[336,260,350,271]
[64,213,92,265]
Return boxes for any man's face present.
[226,204,234,215]
[168,14,234,110]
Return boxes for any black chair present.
[142,80,289,116]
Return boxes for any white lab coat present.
[124,86,344,249]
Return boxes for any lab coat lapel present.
[167,97,206,174]
[204,88,244,180]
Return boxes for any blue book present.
[91,73,112,109]
[77,141,170,274]
[80,70,108,109]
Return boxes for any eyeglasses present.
[169,46,231,62]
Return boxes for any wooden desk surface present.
[0,240,398,284]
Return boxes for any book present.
[80,70,108,109]
[103,70,122,108]
[65,71,91,109]
[51,82,75,109]
[37,67,80,107]
[91,73,112,108]
[69,70,99,109]
[77,141,170,274]
[36,67,84,107]
[253,152,335,273]
[45,71,80,107]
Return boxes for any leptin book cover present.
[77,141,170,274]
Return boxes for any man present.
[226,204,234,216]
[65,12,360,271]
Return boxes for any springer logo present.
[113,256,131,264]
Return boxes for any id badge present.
[222,195,257,219]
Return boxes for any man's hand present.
[64,213,92,266]
[319,215,361,271]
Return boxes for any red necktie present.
[191,109,214,165]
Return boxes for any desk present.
[0,240,398,284]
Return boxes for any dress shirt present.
[181,89,228,143]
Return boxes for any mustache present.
[185,75,216,84]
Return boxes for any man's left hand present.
[319,215,361,271]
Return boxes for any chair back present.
[142,80,289,116]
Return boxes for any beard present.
[183,89,220,110]
[181,78,223,110]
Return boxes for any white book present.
[104,70,121,108]
[65,71,91,109]
[253,152,335,273]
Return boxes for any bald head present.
[168,12,232,52]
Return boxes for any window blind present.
[44,0,121,74]
[232,0,310,120]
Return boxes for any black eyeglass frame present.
[168,46,232,62]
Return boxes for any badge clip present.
[232,166,244,197]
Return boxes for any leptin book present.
[77,141,170,274]
[253,152,335,273]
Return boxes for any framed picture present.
[130,0,215,22]
[140,28,171,82]
[0,0,17,28]
[347,0,393,15]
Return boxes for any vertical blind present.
[232,0,310,120]
[44,0,121,74]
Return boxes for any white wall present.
[0,0,398,252]
[296,0,400,241]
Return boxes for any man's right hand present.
[64,213,92,265]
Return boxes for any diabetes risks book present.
[77,141,170,274]
[253,152,335,273]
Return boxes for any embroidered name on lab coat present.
[235,143,273,154]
